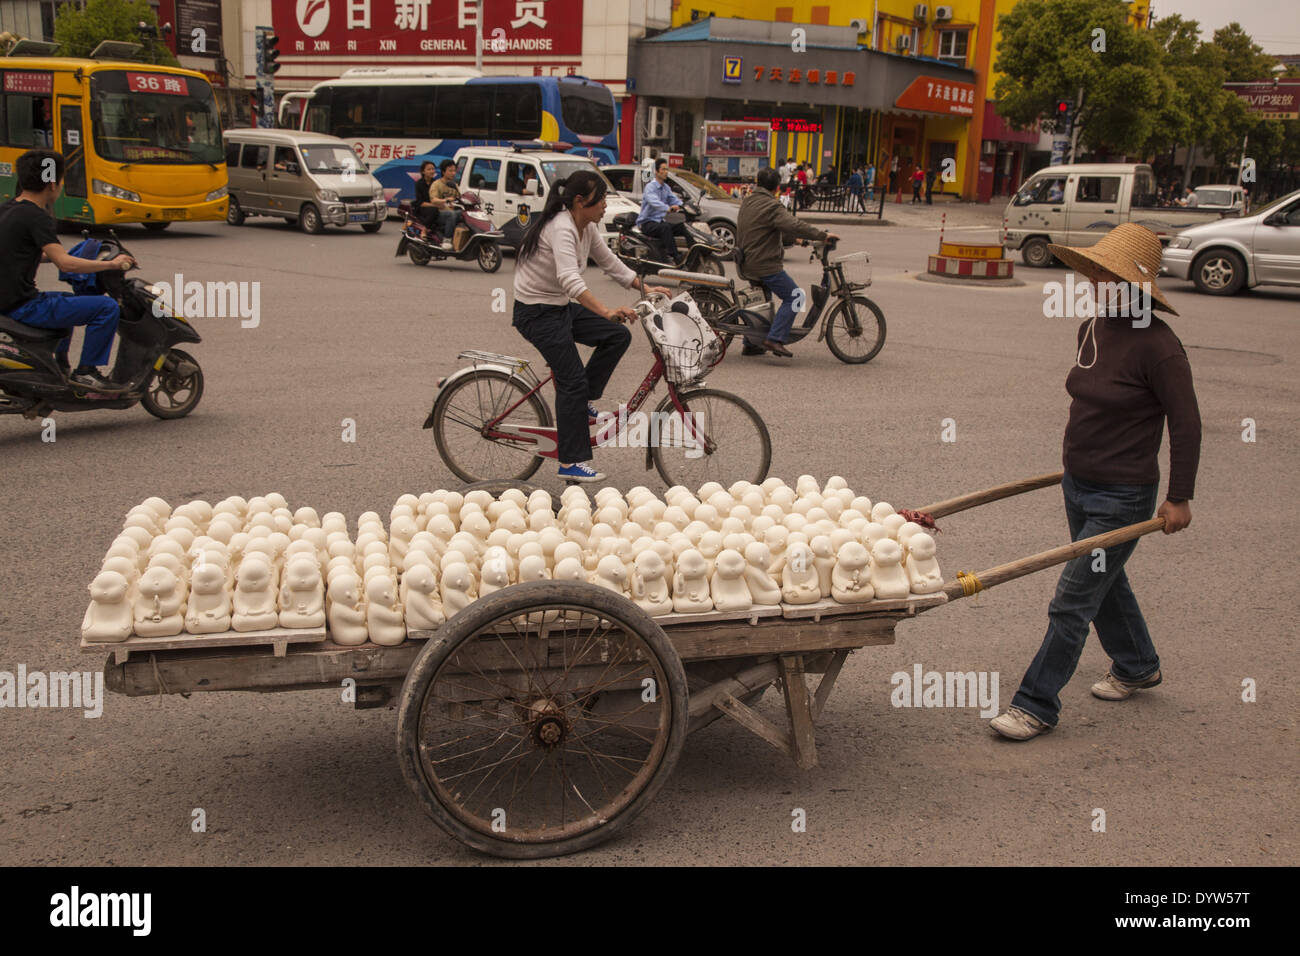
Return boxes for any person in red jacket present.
[911,165,924,203]
[991,224,1201,741]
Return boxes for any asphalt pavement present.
[1,205,1295,866]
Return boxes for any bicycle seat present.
[0,314,66,343]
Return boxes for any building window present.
[774,7,794,22]
[938,29,969,67]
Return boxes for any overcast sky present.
[1155,0,1300,52]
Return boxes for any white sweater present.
[513,209,638,306]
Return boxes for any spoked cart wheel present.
[396,581,689,859]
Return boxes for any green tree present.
[53,0,178,65]
[993,0,1166,157]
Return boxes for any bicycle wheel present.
[824,295,887,365]
[651,387,770,488]
[396,581,689,859]
[431,369,552,484]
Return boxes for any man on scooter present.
[735,166,837,357]
[0,149,135,391]
[636,159,690,265]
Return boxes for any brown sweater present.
[735,189,826,280]
[1063,316,1201,500]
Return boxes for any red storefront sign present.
[271,0,582,58]
[3,71,54,95]
[771,118,822,133]
[895,76,977,116]
[750,66,855,86]
[125,72,190,96]
[1224,81,1300,120]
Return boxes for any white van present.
[452,145,640,250]
[1003,163,1227,267]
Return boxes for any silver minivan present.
[223,129,387,234]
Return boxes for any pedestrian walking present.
[925,163,936,204]
[911,166,924,204]
[990,223,1201,741]
[847,166,865,212]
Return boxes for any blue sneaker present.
[558,462,605,482]
[587,402,602,425]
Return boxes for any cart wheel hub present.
[528,699,568,748]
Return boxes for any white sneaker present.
[989,706,1051,741]
[1091,669,1162,701]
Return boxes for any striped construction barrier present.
[927,254,1015,279]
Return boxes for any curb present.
[798,217,894,227]
[913,272,1026,288]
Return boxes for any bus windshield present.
[299,144,365,174]
[89,70,223,165]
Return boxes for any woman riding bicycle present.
[512,169,668,482]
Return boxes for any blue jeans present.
[8,291,120,367]
[759,270,803,343]
[1010,472,1161,726]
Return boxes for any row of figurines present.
[85,476,939,642]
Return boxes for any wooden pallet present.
[80,624,328,665]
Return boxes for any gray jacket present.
[736,189,827,280]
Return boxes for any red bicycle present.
[424,295,771,487]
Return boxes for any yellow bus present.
[0,57,227,229]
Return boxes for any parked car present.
[604,163,742,252]
[1160,188,1300,295]
[1191,184,1248,215]
[223,129,387,234]
[452,146,641,250]
[1004,163,1229,267]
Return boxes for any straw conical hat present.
[1048,223,1177,316]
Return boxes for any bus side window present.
[5,94,54,147]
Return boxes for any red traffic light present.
[1056,100,1072,114]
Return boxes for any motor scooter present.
[0,232,204,420]
[396,191,504,273]
[613,200,727,277]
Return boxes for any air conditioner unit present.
[895,34,912,52]
[647,106,670,140]
[914,4,929,22]
[935,6,954,21]
[849,18,868,32]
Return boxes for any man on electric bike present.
[0,149,135,391]
[735,166,837,357]
[636,158,691,265]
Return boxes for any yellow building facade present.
[669,0,1035,200]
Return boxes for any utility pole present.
[475,0,483,71]
[1068,87,1083,162]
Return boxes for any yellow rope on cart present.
[956,570,984,597]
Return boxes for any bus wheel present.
[142,222,171,232]
[299,203,324,235]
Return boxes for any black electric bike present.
[612,202,728,277]
[0,233,204,420]
[680,238,886,364]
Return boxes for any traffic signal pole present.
[254,26,281,128]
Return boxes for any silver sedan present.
[1161,188,1300,295]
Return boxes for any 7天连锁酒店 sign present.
[895,76,977,116]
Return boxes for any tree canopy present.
[53,0,179,66]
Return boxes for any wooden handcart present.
[90,473,1165,858]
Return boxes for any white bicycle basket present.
[639,293,723,386]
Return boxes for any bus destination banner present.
[273,0,583,58]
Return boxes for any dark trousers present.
[639,219,689,263]
[1010,473,1161,726]
[513,301,631,465]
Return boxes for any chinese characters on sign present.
[894,76,978,116]
[3,71,54,95]
[771,118,823,133]
[1223,81,1300,121]
[353,142,421,160]
[271,0,580,57]
[126,73,190,96]
[751,65,856,86]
